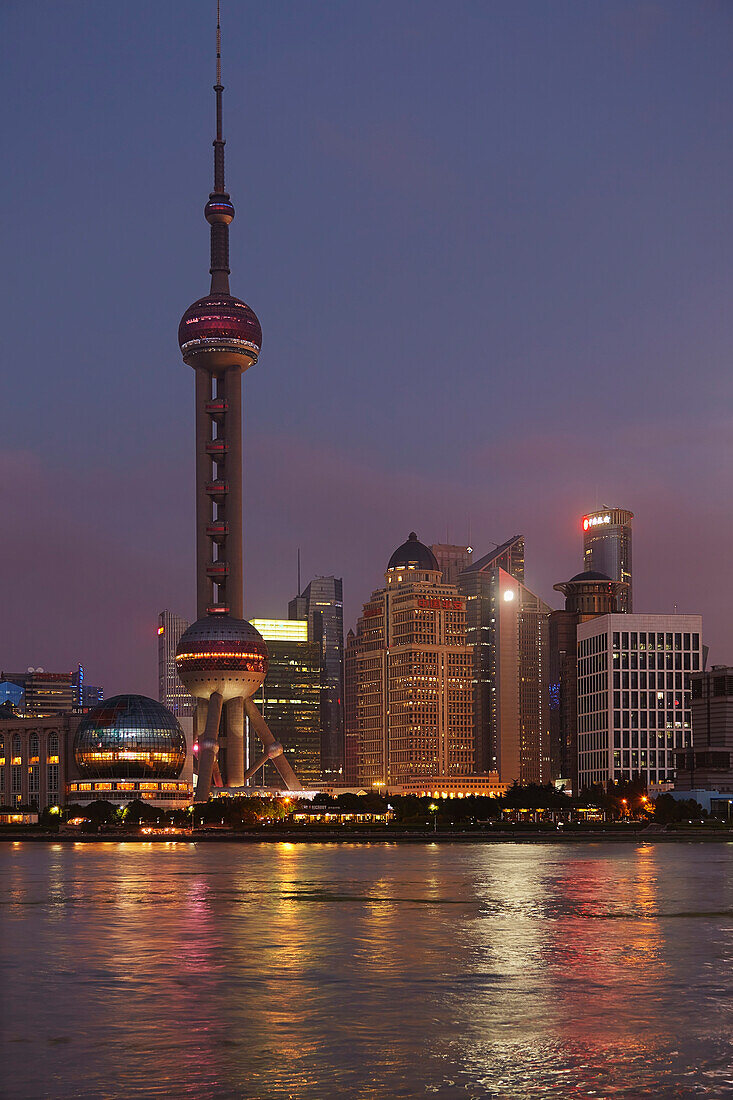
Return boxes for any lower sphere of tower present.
[175,615,268,702]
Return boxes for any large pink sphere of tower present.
[178,293,262,371]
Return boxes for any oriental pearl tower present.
[175,4,301,802]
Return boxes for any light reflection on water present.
[1,841,732,1099]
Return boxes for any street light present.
[429,802,438,833]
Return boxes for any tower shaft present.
[195,367,243,618]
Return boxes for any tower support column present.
[195,691,224,803]
[224,696,245,786]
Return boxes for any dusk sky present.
[2,1,732,697]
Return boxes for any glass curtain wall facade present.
[248,620,321,785]
[288,577,344,778]
[675,667,733,794]
[457,536,550,784]
[158,611,196,717]
[582,508,633,612]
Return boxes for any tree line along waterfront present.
[1,779,728,839]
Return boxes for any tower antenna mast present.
[216,0,221,86]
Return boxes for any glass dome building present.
[68,695,192,807]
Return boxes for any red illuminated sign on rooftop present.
[417,598,463,611]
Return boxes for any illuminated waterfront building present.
[576,614,702,789]
[582,508,633,612]
[549,571,627,791]
[0,714,72,809]
[158,611,195,717]
[288,576,344,777]
[345,533,475,786]
[67,695,193,808]
[173,10,300,800]
[456,536,551,784]
[249,620,321,785]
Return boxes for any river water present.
[1,841,732,1099]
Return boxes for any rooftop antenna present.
[297,547,301,597]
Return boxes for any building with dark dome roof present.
[387,533,440,575]
[345,533,476,789]
[549,568,628,791]
[554,571,627,617]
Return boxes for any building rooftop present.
[387,532,439,573]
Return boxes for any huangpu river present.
[1,841,732,1099]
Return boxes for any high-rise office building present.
[345,533,474,787]
[517,587,552,785]
[549,571,627,791]
[576,614,702,789]
[157,612,196,717]
[0,671,74,718]
[582,508,633,611]
[172,11,300,799]
[456,536,550,784]
[675,667,733,795]
[72,666,104,710]
[288,576,344,777]
[431,544,473,585]
[249,620,321,785]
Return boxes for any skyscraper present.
[582,508,633,611]
[549,571,627,790]
[675,667,733,796]
[576,614,702,789]
[345,533,474,786]
[249,620,321,785]
[456,535,551,784]
[288,576,344,777]
[157,612,195,717]
[173,8,300,801]
[430,544,473,585]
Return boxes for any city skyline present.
[2,1,732,694]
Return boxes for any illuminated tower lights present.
[175,4,301,801]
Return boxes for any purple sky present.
[2,1,732,696]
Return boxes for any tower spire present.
[205,0,235,294]
[216,0,221,86]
